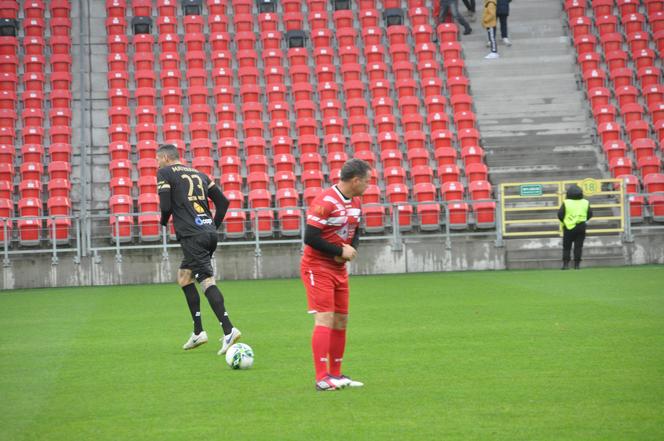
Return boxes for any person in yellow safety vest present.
[557,184,593,270]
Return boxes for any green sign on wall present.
[519,184,543,197]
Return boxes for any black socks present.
[182,283,203,335]
[204,285,234,335]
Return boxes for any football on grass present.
[225,343,254,369]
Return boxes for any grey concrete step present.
[489,166,605,184]
[470,73,579,93]
[505,236,626,269]
[462,36,571,52]
[464,55,576,76]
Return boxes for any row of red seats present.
[0,196,72,244]
[106,188,494,242]
[0,0,71,19]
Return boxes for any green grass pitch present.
[1,266,663,441]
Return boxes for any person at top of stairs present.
[438,0,473,35]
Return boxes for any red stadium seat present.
[18,197,43,245]
[383,166,406,186]
[626,120,649,143]
[111,176,132,197]
[603,140,628,162]
[633,139,657,162]
[158,53,180,71]
[21,144,43,163]
[220,173,242,192]
[461,146,485,167]
[48,178,71,198]
[466,163,489,182]
[610,68,633,88]
[272,171,295,190]
[637,156,662,179]
[138,176,156,195]
[610,157,633,177]
[302,169,324,189]
[19,180,41,199]
[593,104,617,124]
[441,181,464,202]
[191,156,214,178]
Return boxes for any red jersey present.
[302,185,362,270]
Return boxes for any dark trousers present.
[562,223,586,263]
[498,14,508,38]
[462,0,476,13]
[440,0,471,31]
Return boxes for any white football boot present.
[315,376,338,392]
[330,375,364,388]
[182,331,208,350]
[217,327,242,355]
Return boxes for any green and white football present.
[225,343,254,370]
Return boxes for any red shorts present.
[300,264,349,314]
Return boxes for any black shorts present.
[179,232,218,283]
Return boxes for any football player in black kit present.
[157,144,242,354]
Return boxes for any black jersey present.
[157,164,217,238]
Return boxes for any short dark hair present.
[340,158,371,182]
[157,144,179,160]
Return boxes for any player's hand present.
[340,244,357,261]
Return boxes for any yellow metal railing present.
[499,178,625,237]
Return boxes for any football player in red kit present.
[301,159,372,391]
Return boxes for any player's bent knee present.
[200,276,216,291]
[314,312,335,328]
[177,269,194,287]
[333,313,348,329]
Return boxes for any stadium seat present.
[19,180,41,199]
[644,173,664,194]
[637,156,662,179]
[606,50,629,70]
[138,176,156,195]
[411,165,435,185]
[248,189,274,237]
[18,197,43,245]
[447,202,470,230]
[610,157,633,177]
[20,162,44,181]
[458,128,480,149]
[191,157,214,178]
[21,144,43,163]
[603,140,628,162]
[110,177,132,196]
[597,122,622,144]
[593,104,617,124]
[620,103,643,125]
[466,163,489,182]
[627,194,645,223]
[626,120,650,144]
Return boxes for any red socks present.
[311,325,331,381]
[329,328,347,377]
[312,326,348,380]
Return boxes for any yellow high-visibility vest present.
[563,199,589,230]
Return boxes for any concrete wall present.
[2,233,662,290]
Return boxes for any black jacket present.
[497,0,510,16]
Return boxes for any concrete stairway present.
[460,0,606,185]
[505,236,627,269]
